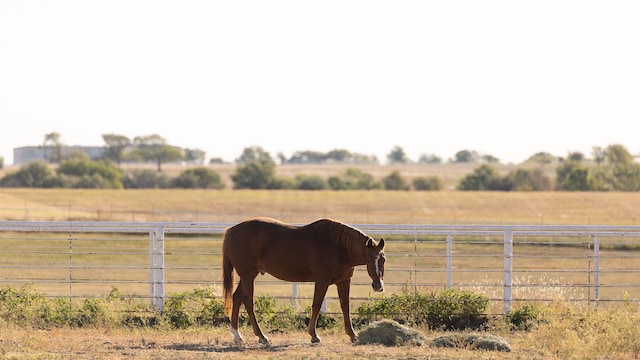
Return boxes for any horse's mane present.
[306,219,370,256]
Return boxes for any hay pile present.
[432,333,511,352]
[356,320,427,347]
[357,320,511,352]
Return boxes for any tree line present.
[1,141,639,191]
[0,132,559,171]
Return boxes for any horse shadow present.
[164,341,310,354]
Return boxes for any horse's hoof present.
[311,336,322,344]
[350,336,358,344]
[259,337,271,346]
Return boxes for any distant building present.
[13,146,105,165]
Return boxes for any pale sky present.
[1,1,639,166]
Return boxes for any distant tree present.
[281,148,376,164]
[130,134,184,172]
[277,152,287,164]
[102,134,131,165]
[287,150,327,164]
[503,168,552,191]
[387,146,410,164]
[527,152,556,167]
[231,147,277,189]
[556,161,594,191]
[0,155,4,169]
[417,153,442,164]
[604,144,634,165]
[208,157,226,164]
[451,149,479,163]
[235,146,271,164]
[591,146,606,165]
[457,164,501,190]
[481,154,500,163]
[0,161,59,188]
[327,167,381,190]
[269,176,297,189]
[171,167,225,189]
[294,174,327,190]
[42,132,63,163]
[123,169,170,189]
[592,144,640,191]
[64,149,90,161]
[183,148,206,164]
[382,170,410,190]
[412,176,443,191]
[567,152,585,162]
[56,158,124,189]
[326,149,351,162]
[231,162,276,189]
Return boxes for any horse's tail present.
[222,229,235,319]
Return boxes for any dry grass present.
[2,303,640,360]
[2,188,640,225]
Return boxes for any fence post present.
[149,231,155,309]
[593,235,600,308]
[503,227,513,314]
[446,234,453,288]
[151,225,165,312]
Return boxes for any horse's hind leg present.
[229,280,245,344]
[308,281,330,344]
[240,273,270,345]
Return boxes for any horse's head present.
[365,238,386,292]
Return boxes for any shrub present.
[356,288,489,330]
[56,158,124,189]
[123,169,170,188]
[163,287,226,328]
[383,171,410,190]
[295,174,327,190]
[507,303,544,330]
[171,167,225,189]
[327,167,381,190]
[412,176,443,191]
[0,161,59,188]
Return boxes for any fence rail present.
[2,221,640,314]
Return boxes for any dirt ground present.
[0,326,533,360]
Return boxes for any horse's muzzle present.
[372,280,384,292]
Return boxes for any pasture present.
[2,186,640,359]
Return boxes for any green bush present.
[163,287,226,328]
[171,167,225,189]
[382,171,410,191]
[356,288,489,330]
[56,158,124,189]
[507,303,544,330]
[327,167,382,190]
[294,174,327,190]
[412,176,443,191]
[0,161,59,188]
[123,169,170,189]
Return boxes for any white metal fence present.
[1,221,640,314]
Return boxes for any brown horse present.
[222,217,385,344]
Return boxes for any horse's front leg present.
[308,280,330,344]
[336,279,357,342]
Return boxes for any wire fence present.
[1,221,640,314]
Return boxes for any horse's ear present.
[366,238,374,247]
[378,238,385,249]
